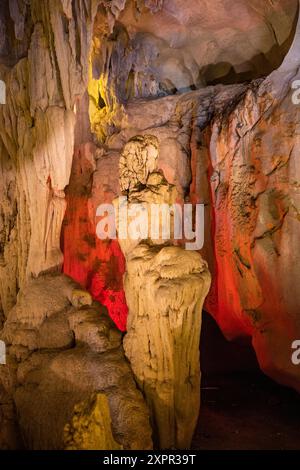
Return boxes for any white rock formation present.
[117,135,211,448]
[124,245,211,449]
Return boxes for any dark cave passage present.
[194,312,300,450]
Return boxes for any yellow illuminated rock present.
[64,393,123,451]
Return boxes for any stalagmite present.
[117,135,211,449]
[124,245,211,449]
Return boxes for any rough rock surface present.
[0,0,99,320]
[112,6,300,395]
[62,93,128,331]
[119,135,159,192]
[124,245,211,449]
[64,393,123,450]
[64,0,300,396]
[0,274,152,450]
[203,8,300,392]
[1,0,300,451]
[89,0,297,130]
[54,2,300,399]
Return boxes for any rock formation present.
[0,0,98,321]
[0,385,21,449]
[115,134,211,448]
[64,393,123,450]
[119,135,159,192]
[204,6,300,392]
[0,274,152,450]
[124,245,211,449]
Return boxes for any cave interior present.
[0,0,300,451]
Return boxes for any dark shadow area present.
[0,0,32,67]
[201,5,299,86]
[200,312,259,375]
[192,312,300,450]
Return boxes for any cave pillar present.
[115,135,211,449]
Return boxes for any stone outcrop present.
[0,274,152,450]
[89,0,297,127]
[119,135,159,192]
[202,8,300,392]
[0,0,99,321]
[0,385,21,449]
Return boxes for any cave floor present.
[192,371,300,450]
[193,313,300,450]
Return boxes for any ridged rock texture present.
[115,134,211,449]
[0,0,300,450]
[124,245,211,449]
[0,0,98,319]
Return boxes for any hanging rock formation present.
[0,0,99,321]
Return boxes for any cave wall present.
[62,0,300,393]
[0,0,101,321]
[62,92,128,331]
